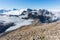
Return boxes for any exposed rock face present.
[21,9,56,23]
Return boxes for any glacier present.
[0,14,33,33]
[0,8,60,33]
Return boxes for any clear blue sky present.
[0,0,60,9]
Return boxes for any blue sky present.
[0,0,60,9]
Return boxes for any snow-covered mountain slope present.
[0,14,33,33]
[0,9,31,33]
[0,8,60,33]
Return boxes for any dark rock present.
[0,22,15,33]
[9,15,19,17]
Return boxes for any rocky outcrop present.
[21,9,56,23]
[0,21,60,40]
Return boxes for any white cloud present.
[47,8,60,12]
